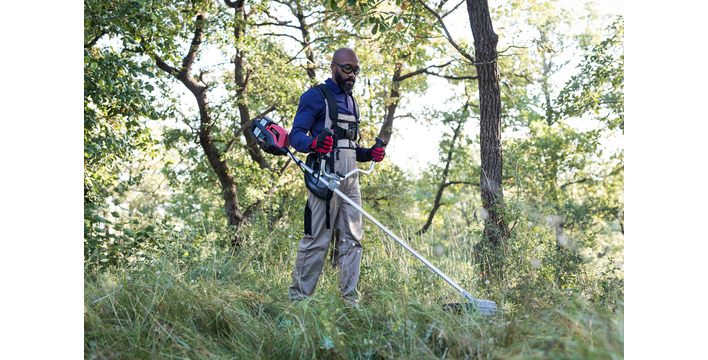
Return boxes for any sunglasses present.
[332,61,361,75]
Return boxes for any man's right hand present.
[310,129,334,153]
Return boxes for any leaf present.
[111,211,120,217]
[93,215,112,224]
[124,229,136,237]
[372,24,378,35]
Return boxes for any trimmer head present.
[443,299,498,316]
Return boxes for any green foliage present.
[84,47,158,205]
[556,16,624,132]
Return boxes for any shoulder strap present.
[316,83,360,122]
[315,84,338,122]
[351,94,360,121]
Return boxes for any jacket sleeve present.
[290,89,324,153]
[355,145,370,162]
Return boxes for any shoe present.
[344,298,361,311]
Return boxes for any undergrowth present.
[85,205,623,359]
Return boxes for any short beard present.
[335,71,355,92]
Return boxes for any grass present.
[84,211,623,359]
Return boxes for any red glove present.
[310,129,333,153]
[367,146,385,162]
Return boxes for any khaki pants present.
[288,149,363,302]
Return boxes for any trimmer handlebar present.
[331,137,387,181]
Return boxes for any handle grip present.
[322,128,335,138]
[374,137,387,149]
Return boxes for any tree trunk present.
[229,0,270,170]
[466,0,509,279]
[294,0,317,83]
[378,62,402,143]
[153,14,246,243]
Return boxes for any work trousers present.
[288,148,364,302]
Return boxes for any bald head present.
[330,47,359,93]
[332,47,358,64]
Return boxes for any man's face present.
[335,69,355,93]
[331,52,359,93]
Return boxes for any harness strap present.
[311,83,360,230]
[316,84,339,122]
[325,198,331,230]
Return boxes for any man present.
[288,47,385,306]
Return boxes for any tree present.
[462,0,510,280]
[408,0,509,278]
[415,103,481,235]
[84,0,165,266]
[556,17,623,132]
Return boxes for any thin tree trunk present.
[293,0,317,83]
[153,14,246,240]
[228,0,270,170]
[378,62,403,143]
[416,120,463,235]
[467,0,509,279]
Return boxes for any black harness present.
[314,84,361,147]
[303,84,361,231]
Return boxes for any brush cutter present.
[249,117,497,316]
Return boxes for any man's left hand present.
[367,146,385,162]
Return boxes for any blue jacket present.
[290,78,368,161]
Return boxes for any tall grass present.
[85,207,623,359]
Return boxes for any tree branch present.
[272,0,295,13]
[262,32,302,43]
[224,138,238,154]
[198,69,210,88]
[394,60,455,81]
[393,113,419,121]
[180,14,206,78]
[443,180,479,189]
[224,104,278,154]
[415,0,476,64]
[416,116,466,235]
[302,9,335,19]
[153,54,178,75]
[559,165,623,189]
[426,71,478,81]
[252,21,301,29]
[84,29,106,48]
[224,0,243,9]
[250,104,278,122]
[442,0,465,18]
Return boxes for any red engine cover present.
[266,124,289,148]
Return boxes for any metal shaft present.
[287,151,492,313]
[331,187,478,305]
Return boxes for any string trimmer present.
[248,116,497,316]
